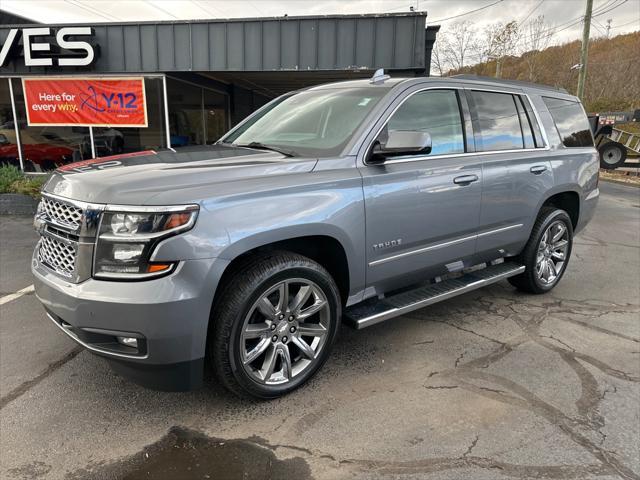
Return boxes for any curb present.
[599,178,640,188]
[0,194,39,215]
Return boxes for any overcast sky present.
[2,0,639,45]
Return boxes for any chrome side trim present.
[477,223,523,237]
[46,313,149,360]
[369,224,523,267]
[381,147,550,165]
[369,234,476,266]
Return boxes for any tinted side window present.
[514,96,536,149]
[542,97,594,147]
[519,96,544,147]
[471,91,523,151]
[387,89,465,155]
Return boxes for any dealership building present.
[0,10,438,171]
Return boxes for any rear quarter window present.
[542,97,594,147]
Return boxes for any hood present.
[43,145,318,205]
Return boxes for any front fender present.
[154,172,367,297]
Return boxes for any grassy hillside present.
[449,32,639,113]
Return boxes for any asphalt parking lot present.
[1,181,638,480]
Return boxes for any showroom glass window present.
[471,90,526,151]
[92,77,167,157]
[0,79,21,168]
[166,78,228,148]
[386,89,465,156]
[542,96,594,147]
[11,78,89,172]
[11,77,167,169]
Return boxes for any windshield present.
[222,87,390,157]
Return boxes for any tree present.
[430,37,446,77]
[519,15,556,82]
[484,20,519,78]
[439,21,481,72]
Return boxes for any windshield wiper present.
[236,142,297,157]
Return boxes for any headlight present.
[93,205,199,280]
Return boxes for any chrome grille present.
[37,235,77,278]
[42,197,83,229]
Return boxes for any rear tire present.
[210,251,341,399]
[508,207,573,294]
[599,142,627,170]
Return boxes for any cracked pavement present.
[1,181,639,479]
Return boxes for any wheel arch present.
[214,228,355,308]
[540,190,580,229]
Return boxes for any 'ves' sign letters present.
[22,77,148,127]
[0,27,95,67]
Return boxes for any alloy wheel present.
[240,278,330,385]
[535,220,569,286]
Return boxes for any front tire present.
[210,251,341,399]
[508,207,573,294]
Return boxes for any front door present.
[359,88,482,292]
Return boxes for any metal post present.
[7,78,24,171]
[89,126,96,159]
[201,87,206,145]
[577,0,593,100]
[162,75,172,150]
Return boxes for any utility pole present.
[576,0,593,101]
[606,18,612,38]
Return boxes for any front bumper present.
[32,255,229,391]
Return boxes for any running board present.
[344,262,525,329]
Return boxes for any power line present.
[610,18,640,28]
[190,1,223,19]
[593,0,630,17]
[148,1,179,20]
[63,0,120,22]
[519,0,545,27]
[427,0,505,24]
[517,0,631,43]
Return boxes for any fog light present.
[117,336,138,348]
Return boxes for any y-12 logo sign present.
[80,87,138,113]
[22,78,148,128]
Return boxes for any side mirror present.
[370,130,432,163]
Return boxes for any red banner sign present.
[22,77,148,127]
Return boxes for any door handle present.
[530,165,547,175]
[453,174,479,185]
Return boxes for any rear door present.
[359,85,482,291]
[466,89,554,261]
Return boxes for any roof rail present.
[450,74,568,94]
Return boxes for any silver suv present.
[32,73,599,398]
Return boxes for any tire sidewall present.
[599,142,627,169]
[227,264,340,398]
[530,209,573,292]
